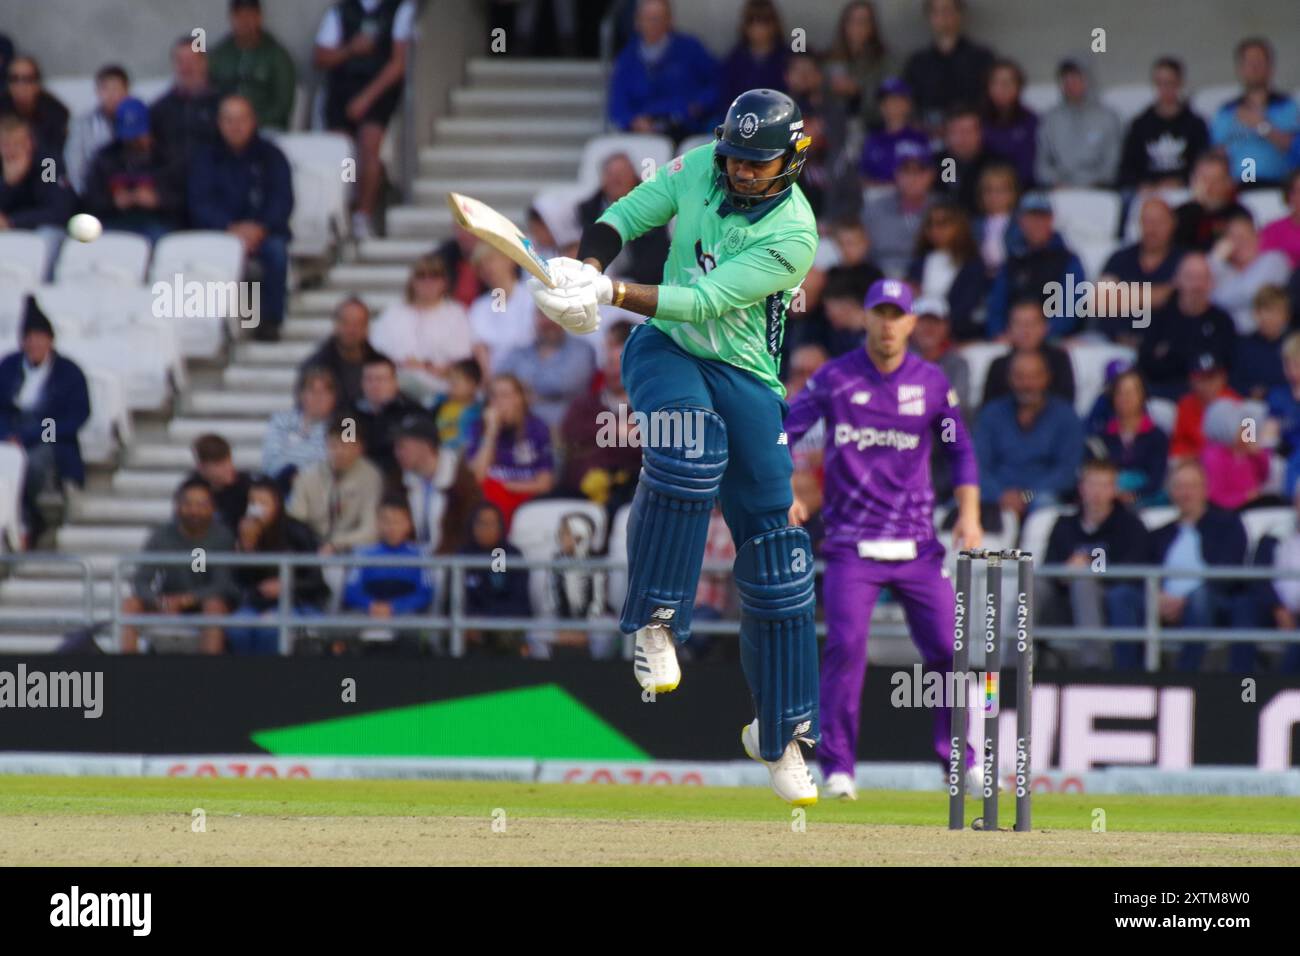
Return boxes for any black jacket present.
[902,36,994,120]
[1136,302,1236,397]
[577,189,668,286]
[1118,104,1209,188]
[82,139,188,229]
[149,86,222,166]
[982,344,1076,406]
[1046,503,1150,569]
[0,153,75,228]
[235,515,331,611]
[301,337,387,410]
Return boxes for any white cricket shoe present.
[742,719,818,806]
[633,623,680,694]
[824,771,858,801]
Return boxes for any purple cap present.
[864,278,914,312]
[894,139,932,166]
[877,77,911,99]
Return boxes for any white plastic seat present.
[79,366,132,465]
[1019,504,1066,564]
[1022,82,1060,115]
[1049,188,1122,246]
[1238,189,1287,229]
[507,498,607,624]
[676,133,714,156]
[577,134,674,190]
[606,503,632,611]
[1241,507,1294,558]
[0,444,25,549]
[958,341,1010,406]
[1068,341,1135,417]
[54,231,151,286]
[0,231,52,287]
[1073,236,1119,281]
[1138,506,1178,531]
[148,231,246,359]
[269,131,354,253]
[1190,84,1238,122]
[1146,396,1176,434]
[1100,84,1153,125]
[44,76,97,118]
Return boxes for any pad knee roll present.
[619,406,727,639]
[735,526,819,761]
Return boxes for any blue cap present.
[864,278,914,312]
[115,98,150,141]
[1018,191,1053,214]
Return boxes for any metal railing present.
[3,552,1299,668]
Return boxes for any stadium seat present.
[148,231,246,359]
[1019,504,1066,562]
[1146,396,1176,434]
[44,76,98,117]
[508,498,607,629]
[1138,505,1177,531]
[576,133,674,190]
[1190,85,1238,121]
[1068,341,1135,417]
[0,444,25,550]
[268,131,354,255]
[1022,82,1059,115]
[1123,186,1190,242]
[0,231,52,287]
[132,76,171,106]
[79,365,132,466]
[53,231,151,286]
[1238,189,1286,228]
[1100,84,1153,125]
[957,341,1009,406]
[1049,188,1122,246]
[1074,235,1119,281]
[1240,507,1293,559]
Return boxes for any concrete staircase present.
[0,57,604,652]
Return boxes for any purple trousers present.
[818,538,975,777]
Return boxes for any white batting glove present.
[542,256,591,289]
[527,278,601,335]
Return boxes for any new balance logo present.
[793,720,812,736]
[851,391,871,405]
[651,607,675,621]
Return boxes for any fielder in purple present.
[784,279,983,782]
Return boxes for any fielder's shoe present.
[824,771,858,801]
[742,719,818,806]
[633,623,680,694]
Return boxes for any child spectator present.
[466,373,555,527]
[458,501,531,654]
[64,65,130,194]
[858,78,927,185]
[351,355,427,482]
[82,97,187,241]
[433,358,484,452]
[1174,152,1248,252]
[1232,285,1292,400]
[973,161,1020,276]
[1258,169,1300,269]
[343,497,434,620]
[540,511,613,659]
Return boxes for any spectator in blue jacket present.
[607,0,718,140]
[188,94,293,341]
[1209,38,1299,188]
[974,349,1083,518]
[343,497,434,619]
[1150,458,1258,671]
[984,191,1086,338]
[0,298,91,548]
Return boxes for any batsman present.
[528,89,820,804]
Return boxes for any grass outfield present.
[2,776,1299,865]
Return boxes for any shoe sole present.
[741,726,818,806]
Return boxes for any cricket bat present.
[446,191,556,288]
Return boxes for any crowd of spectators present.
[8,0,1300,667]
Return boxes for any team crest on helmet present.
[738,112,761,138]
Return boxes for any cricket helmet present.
[713,89,811,210]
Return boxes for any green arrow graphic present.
[251,684,648,759]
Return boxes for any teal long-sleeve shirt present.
[974,395,1083,502]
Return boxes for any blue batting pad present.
[619,406,728,640]
[735,526,819,761]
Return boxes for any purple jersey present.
[466,414,555,483]
[785,350,977,556]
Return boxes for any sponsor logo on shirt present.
[898,384,925,416]
[833,424,921,452]
[851,391,871,405]
[947,388,959,407]
[765,247,797,274]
